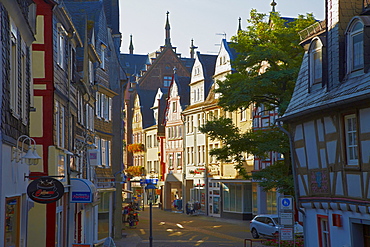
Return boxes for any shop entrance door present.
[209,196,220,217]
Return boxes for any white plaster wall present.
[214,40,232,77]
[304,207,370,247]
[190,55,205,85]
[1,143,30,246]
[304,121,319,169]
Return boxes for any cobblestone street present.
[115,207,269,247]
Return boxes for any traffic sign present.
[280,213,294,226]
[280,227,294,240]
[280,197,293,210]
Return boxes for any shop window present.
[5,197,20,247]
[98,192,111,240]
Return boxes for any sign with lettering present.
[280,228,294,240]
[70,178,98,203]
[27,177,64,204]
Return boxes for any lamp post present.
[145,182,156,247]
[12,135,41,165]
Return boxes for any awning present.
[70,178,98,203]
[211,179,252,183]
[165,173,182,182]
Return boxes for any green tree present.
[200,10,316,195]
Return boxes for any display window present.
[5,197,20,247]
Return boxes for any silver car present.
[250,214,303,239]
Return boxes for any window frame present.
[10,19,19,118]
[309,38,323,89]
[57,23,67,69]
[346,20,364,74]
[163,76,172,87]
[317,214,330,247]
[344,113,359,166]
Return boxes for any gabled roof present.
[136,88,158,129]
[173,75,191,110]
[197,53,217,95]
[138,46,191,87]
[225,40,238,62]
[120,53,150,80]
[281,54,370,121]
[64,0,103,41]
[181,57,196,73]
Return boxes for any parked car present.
[250,214,303,239]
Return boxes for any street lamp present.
[145,182,156,247]
[12,135,41,165]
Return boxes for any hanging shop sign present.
[27,177,65,204]
[70,178,98,203]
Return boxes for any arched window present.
[347,21,364,72]
[309,38,323,88]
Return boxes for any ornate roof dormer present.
[165,11,171,46]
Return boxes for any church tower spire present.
[238,17,242,33]
[129,34,134,54]
[271,0,277,12]
[165,11,171,46]
[190,39,198,59]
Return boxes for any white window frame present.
[89,60,94,84]
[10,19,19,118]
[55,102,60,146]
[241,107,247,121]
[309,38,323,87]
[96,92,101,118]
[57,23,67,69]
[61,105,65,148]
[344,114,358,166]
[108,97,112,121]
[100,44,106,69]
[347,21,364,73]
[21,41,27,124]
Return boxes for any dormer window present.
[309,38,323,89]
[100,44,106,69]
[347,20,364,73]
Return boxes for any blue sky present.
[119,0,325,56]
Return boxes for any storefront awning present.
[165,173,182,182]
[70,178,98,203]
[211,179,253,183]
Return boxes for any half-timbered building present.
[281,0,370,246]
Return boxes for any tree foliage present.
[200,10,316,195]
[217,10,316,114]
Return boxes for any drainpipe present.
[277,121,307,246]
